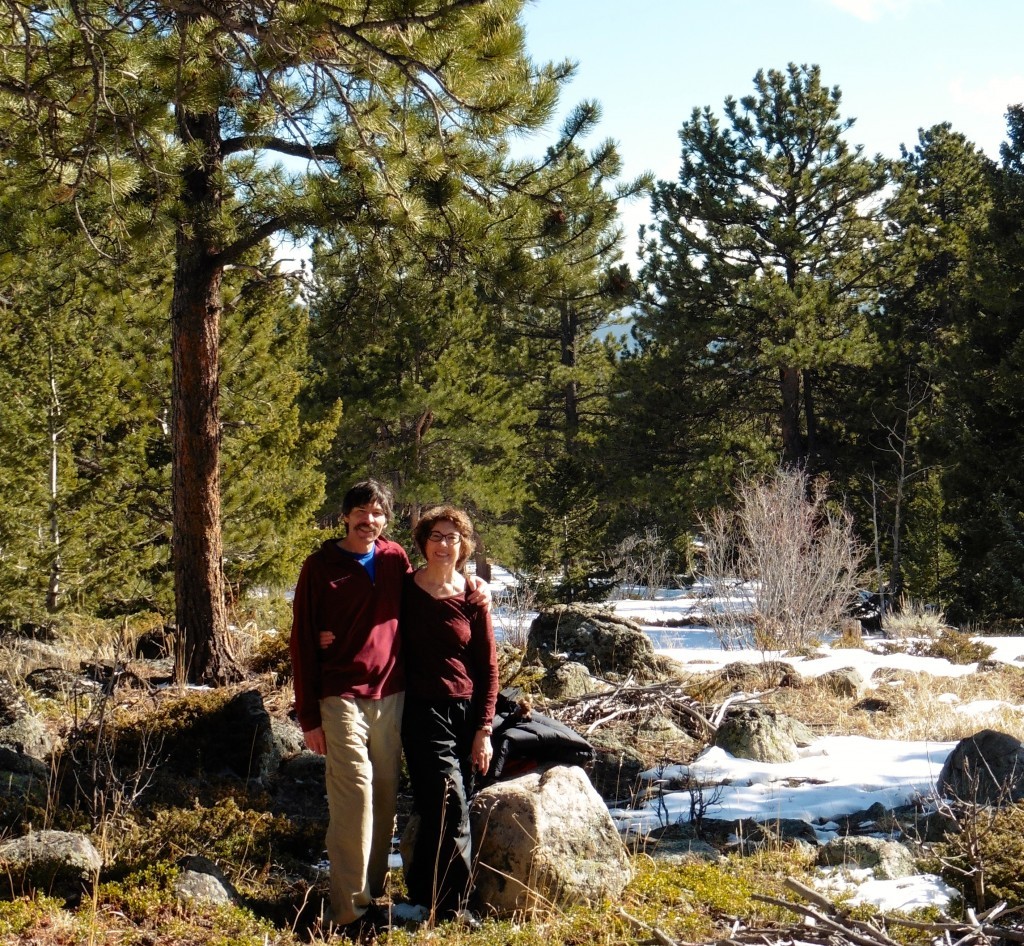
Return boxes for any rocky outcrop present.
[0,676,54,807]
[713,704,813,763]
[817,836,917,879]
[716,660,802,692]
[815,667,867,699]
[526,605,674,681]
[538,661,607,700]
[174,855,239,906]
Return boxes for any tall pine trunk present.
[171,101,240,685]
[779,365,803,466]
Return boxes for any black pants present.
[401,697,477,916]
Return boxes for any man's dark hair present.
[341,479,394,520]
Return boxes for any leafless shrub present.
[684,773,725,838]
[932,761,1021,910]
[698,468,865,653]
[51,622,164,838]
[604,528,675,600]
[495,576,539,649]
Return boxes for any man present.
[290,479,489,934]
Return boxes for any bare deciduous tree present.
[605,528,675,600]
[699,468,865,652]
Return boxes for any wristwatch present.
[479,724,493,735]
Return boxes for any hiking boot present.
[334,905,389,942]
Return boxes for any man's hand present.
[467,575,492,612]
[303,726,327,755]
[318,630,335,648]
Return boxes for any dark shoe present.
[364,903,392,930]
[334,906,388,942]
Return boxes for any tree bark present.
[473,537,492,583]
[803,367,818,466]
[170,101,240,685]
[779,365,803,466]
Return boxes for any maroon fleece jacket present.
[290,537,410,732]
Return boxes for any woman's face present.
[423,519,463,567]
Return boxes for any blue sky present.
[516,0,1024,266]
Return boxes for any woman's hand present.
[472,729,493,775]
[318,630,334,649]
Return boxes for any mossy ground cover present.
[0,851,825,945]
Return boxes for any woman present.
[400,505,498,921]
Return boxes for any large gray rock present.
[716,661,802,692]
[0,713,56,763]
[538,661,606,700]
[640,823,722,864]
[221,690,278,781]
[270,716,307,759]
[279,750,326,783]
[818,836,917,879]
[24,667,102,699]
[0,679,54,788]
[816,667,867,699]
[526,605,672,681]
[713,705,813,763]
[174,855,238,906]
[0,829,102,903]
[937,729,1024,805]
[470,765,632,917]
[4,637,66,668]
[159,689,281,782]
[0,678,30,726]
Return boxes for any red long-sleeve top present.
[290,537,411,732]
[400,571,498,731]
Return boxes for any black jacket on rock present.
[481,688,595,787]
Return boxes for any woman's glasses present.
[427,531,462,545]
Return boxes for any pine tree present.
[860,124,995,609]
[306,101,646,591]
[219,245,339,603]
[934,108,1024,620]
[1,0,569,682]
[492,110,648,599]
[631,64,891,493]
[0,197,172,619]
[307,220,529,539]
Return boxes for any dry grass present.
[766,663,1024,743]
[884,599,949,639]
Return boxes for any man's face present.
[342,501,388,550]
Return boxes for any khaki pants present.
[321,692,404,926]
